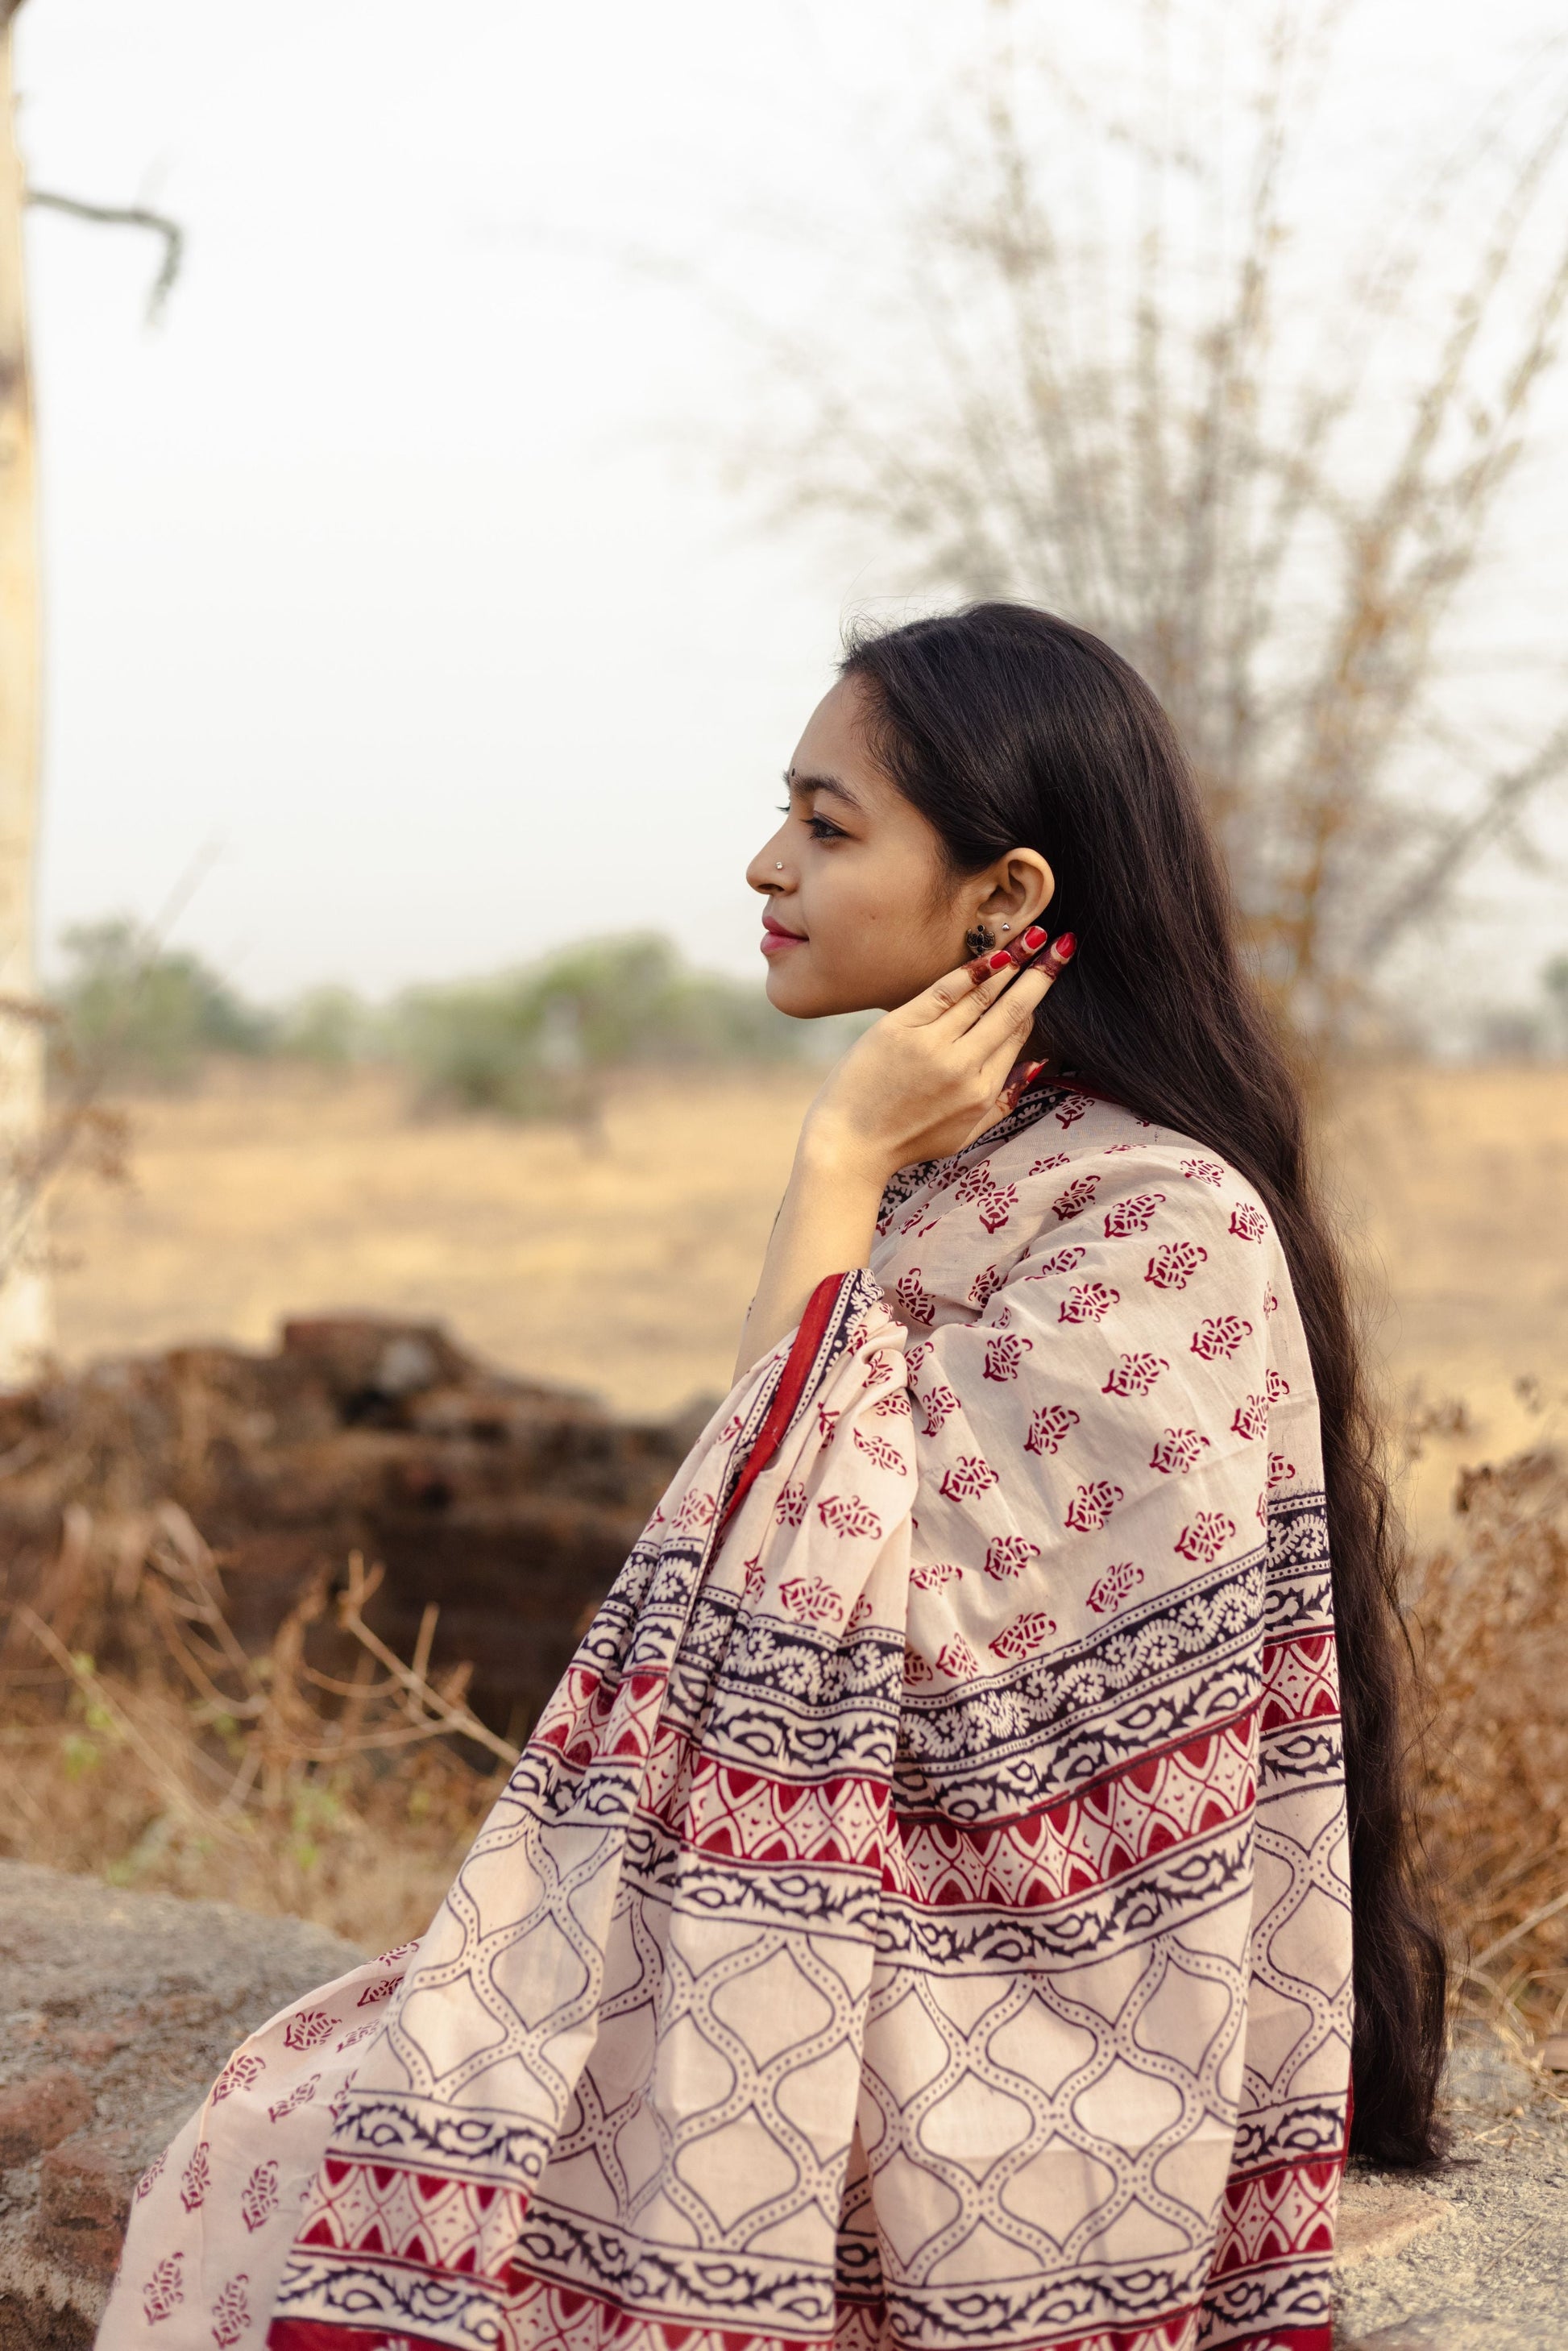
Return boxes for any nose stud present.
[775,862,783,869]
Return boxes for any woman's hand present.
[802,927,1073,1189]
[733,929,1076,1378]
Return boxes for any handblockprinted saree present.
[101,1083,1353,2351]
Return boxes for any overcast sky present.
[15,0,1568,1021]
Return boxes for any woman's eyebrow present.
[784,767,865,812]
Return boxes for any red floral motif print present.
[1231,1395,1269,1441]
[719,1413,744,1443]
[899,1205,926,1234]
[853,1425,908,1475]
[940,1454,1000,1500]
[1102,1191,1167,1238]
[1023,1245,1085,1280]
[953,1162,996,1203]
[1065,1479,1123,1532]
[375,1940,419,1964]
[1025,1402,1081,1454]
[742,1553,765,1603]
[919,1383,961,1437]
[1230,1201,1269,1242]
[1146,1241,1208,1290]
[776,1482,807,1527]
[335,2023,378,2055]
[817,1493,884,1539]
[779,1574,843,1624]
[969,1263,1007,1311]
[1052,1172,1101,1221]
[240,2160,280,2234]
[1175,1511,1236,1562]
[989,1609,1056,1660]
[180,2142,210,2212]
[135,2151,165,2201]
[282,2012,333,2051]
[903,1645,934,1686]
[1101,1351,1169,1397]
[911,1559,962,1590]
[210,2275,252,2350]
[268,2074,321,2121]
[143,2254,185,2325]
[1028,1152,1070,1174]
[213,2051,264,2101]
[674,1487,716,1534]
[894,1270,935,1326]
[356,1974,403,2006]
[1104,1142,1138,1153]
[817,1405,840,1447]
[869,1389,911,1419]
[983,1332,1034,1382]
[1263,1286,1280,1316]
[847,1594,873,1631]
[1180,1157,1225,1187]
[1060,1280,1119,1324]
[905,1341,931,1379]
[935,1637,980,1679]
[977,1183,1020,1234]
[1266,1370,1290,1403]
[1086,1561,1144,1615]
[862,1351,895,1389]
[1149,1428,1212,1475]
[1055,1093,1089,1127]
[1191,1314,1253,1360]
[1267,1451,1296,1487]
[984,1534,1043,1580]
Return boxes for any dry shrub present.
[1406,1447,1568,2042]
[0,1503,515,1953]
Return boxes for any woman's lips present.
[761,917,806,957]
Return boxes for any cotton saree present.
[101,1083,1352,2351]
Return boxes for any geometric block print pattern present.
[98,1087,1350,2351]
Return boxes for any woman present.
[102,605,1446,2351]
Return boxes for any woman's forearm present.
[732,1133,887,1381]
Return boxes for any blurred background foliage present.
[47,919,871,1113]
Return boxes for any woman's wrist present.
[795,1107,895,1195]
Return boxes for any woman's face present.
[746,675,1053,1018]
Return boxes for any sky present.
[15,0,1568,1025]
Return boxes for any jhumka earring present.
[964,922,994,958]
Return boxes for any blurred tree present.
[394,934,803,1121]
[52,918,274,1087]
[0,0,47,1375]
[0,0,180,1378]
[752,0,1568,1053]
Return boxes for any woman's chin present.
[764,956,849,1021]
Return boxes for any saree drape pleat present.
[100,1087,1352,2351]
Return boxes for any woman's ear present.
[974,849,1055,937]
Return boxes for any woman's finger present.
[920,925,1058,1034]
[953,928,1076,1041]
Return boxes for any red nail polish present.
[1051,932,1077,963]
[1020,925,1047,952]
[986,948,1014,972]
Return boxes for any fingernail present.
[1019,925,1048,952]
[985,948,1014,972]
[1051,931,1077,963]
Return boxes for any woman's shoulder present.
[988,1087,1270,1221]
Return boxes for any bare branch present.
[27,188,184,323]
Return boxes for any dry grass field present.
[45,1058,1568,1528]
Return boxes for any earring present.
[964,922,994,957]
[1002,922,1010,931]
[775,862,783,870]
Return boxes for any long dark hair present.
[842,602,1447,2170]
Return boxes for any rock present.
[33,2137,138,2280]
[0,1861,364,2351]
[1334,2175,1453,2267]
[0,2077,92,2170]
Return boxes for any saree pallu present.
[101,1086,1352,2351]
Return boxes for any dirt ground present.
[46,1059,1568,1533]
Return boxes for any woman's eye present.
[807,814,846,841]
